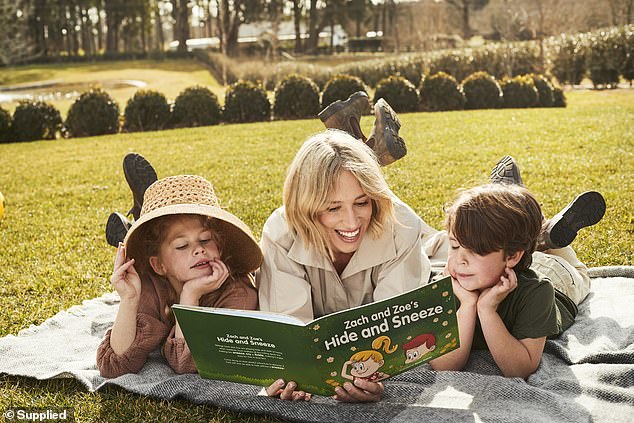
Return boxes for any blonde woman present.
[258,130,436,402]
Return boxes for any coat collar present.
[287,219,397,278]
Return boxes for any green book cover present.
[172,276,458,396]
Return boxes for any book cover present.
[173,276,458,396]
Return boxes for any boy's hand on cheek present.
[477,266,517,311]
[445,265,479,306]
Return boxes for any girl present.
[258,129,436,402]
[97,175,262,378]
[341,336,397,382]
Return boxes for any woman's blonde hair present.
[283,130,396,259]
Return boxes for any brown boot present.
[537,191,606,250]
[318,91,371,141]
[366,99,407,166]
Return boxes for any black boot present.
[123,153,158,221]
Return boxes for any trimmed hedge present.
[223,80,271,123]
[273,74,320,120]
[321,75,367,110]
[172,85,222,127]
[11,100,63,142]
[461,72,503,110]
[373,75,419,113]
[500,75,538,109]
[0,107,11,143]
[66,89,120,137]
[123,90,171,132]
[418,72,465,112]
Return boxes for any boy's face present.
[446,233,510,291]
[150,215,221,293]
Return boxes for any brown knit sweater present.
[97,273,257,378]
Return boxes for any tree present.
[347,0,368,38]
[442,0,488,39]
[607,0,634,25]
[291,0,303,53]
[171,0,190,52]
[0,0,39,65]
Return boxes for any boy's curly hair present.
[445,184,543,271]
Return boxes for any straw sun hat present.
[123,175,262,274]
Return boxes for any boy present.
[429,175,604,379]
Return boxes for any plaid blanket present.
[1,266,633,423]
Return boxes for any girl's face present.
[446,233,509,291]
[317,170,372,261]
[150,215,221,294]
[351,357,383,378]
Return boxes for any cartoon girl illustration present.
[341,335,397,382]
[402,333,436,364]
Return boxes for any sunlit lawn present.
[0,88,632,422]
[0,59,222,116]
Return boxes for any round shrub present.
[418,72,465,112]
[273,74,320,120]
[223,80,271,123]
[321,74,367,109]
[553,87,567,108]
[10,100,63,142]
[500,75,538,109]
[0,107,11,142]
[172,85,222,127]
[529,74,555,108]
[66,89,120,137]
[123,90,171,132]
[461,72,502,110]
[373,75,419,113]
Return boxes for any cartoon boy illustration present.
[403,333,436,364]
[341,335,397,382]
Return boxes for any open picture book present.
[172,276,459,396]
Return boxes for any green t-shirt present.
[471,268,578,350]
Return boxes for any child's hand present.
[110,243,142,302]
[445,265,479,306]
[265,379,312,401]
[180,258,229,305]
[333,379,384,403]
[478,266,517,311]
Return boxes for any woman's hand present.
[180,258,229,305]
[333,379,384,402]
[111,243,142,302]
[265,379,312,401]
[478,266,517,311]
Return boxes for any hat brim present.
[124,204,262,274]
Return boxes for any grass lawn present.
[0,59,222,116]
[0,88,632,421]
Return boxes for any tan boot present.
[318,91,371,141]
[366,99,407,166]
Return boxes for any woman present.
[257,129,436,402]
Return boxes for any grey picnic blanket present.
[1,266,633,423]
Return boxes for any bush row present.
[202,25,633,91]
[0,71,563,143]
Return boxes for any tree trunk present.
[307,0,319,53]
[172,0,189,52]
[461,1,471,40]
[155,3,164,51]
[293,0,302,53]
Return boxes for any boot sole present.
[318,91,369,122]
[490,155,523,185]
[123,153,158,220]
[549,191,606,248]
[376,100,406,161]
[106,212,131,247]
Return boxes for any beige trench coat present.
[257,200,436,323]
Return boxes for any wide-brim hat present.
[123,175,262,274]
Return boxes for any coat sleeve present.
[373,204,432,302]
[256,211,314,323]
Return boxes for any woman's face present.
[318,170,372,260]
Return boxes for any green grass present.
[0,59,221,115]
[0,89,633,421]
